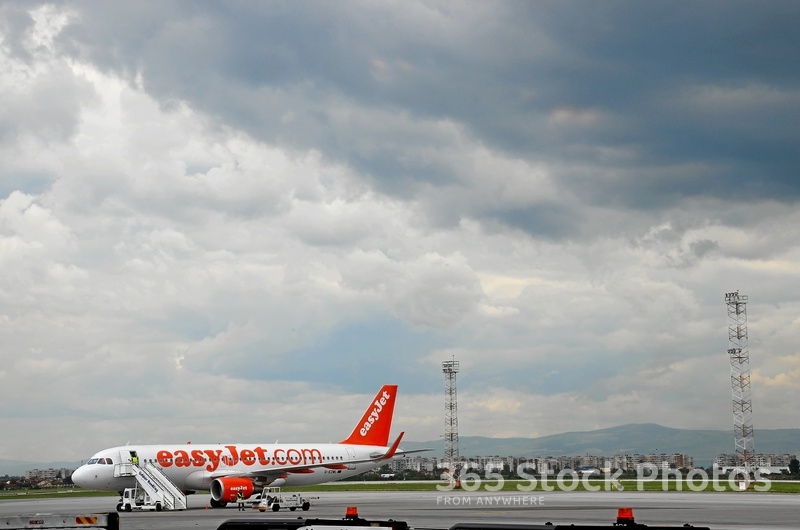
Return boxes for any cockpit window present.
[86,457,114,464]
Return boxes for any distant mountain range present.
[399,423,799,467]
[2,423,798,476]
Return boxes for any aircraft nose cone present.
[71,466,90,488]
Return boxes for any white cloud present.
[0,2,798,465]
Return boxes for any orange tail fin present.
[340,384,398,446]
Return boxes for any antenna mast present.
[725,290,755,473]
[442,358,460,474]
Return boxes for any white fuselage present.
[71,442,388,493]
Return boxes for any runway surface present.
[1,490,798,530]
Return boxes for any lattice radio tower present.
[725,290,755,472]
[442,358,460,474]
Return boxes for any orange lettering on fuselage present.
[301,448,320,464]
[287,449,302,465]
[174,449,191,467]
[157,450,172,468]
[204,449,223,472]
[222,445,239,466]
[154,446,324,472]
[191,449,205,466]
[254,447,269,465]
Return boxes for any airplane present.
[71,384,424,507]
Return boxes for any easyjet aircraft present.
[71,384,419,507]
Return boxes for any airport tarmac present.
[1,490,798,530]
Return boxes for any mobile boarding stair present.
[114,460,187,511]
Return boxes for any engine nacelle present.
[210,477,255,502]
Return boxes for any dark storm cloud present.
[516,1,800,204]
[487,202,582,240]
[50,1,799,238]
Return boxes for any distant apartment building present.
[518,453,694,474]
[25,468,74,481]
[388,456,434,473]
[414,452,696,475]
[616,453,694,471]
[714,453,796,474]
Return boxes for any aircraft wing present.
[210,432,406,481]
[393,447,433,457]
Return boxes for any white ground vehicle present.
[112,459,186,512]
[118,485,164,512]
[252,488,311,512]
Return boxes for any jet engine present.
[210,477,255,502]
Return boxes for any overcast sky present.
[1,1,799,465]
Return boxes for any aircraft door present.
[346,448,356,469]
[115,450,134,477]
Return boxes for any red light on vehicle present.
[616,507,635,524]
[345,506,359,519]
